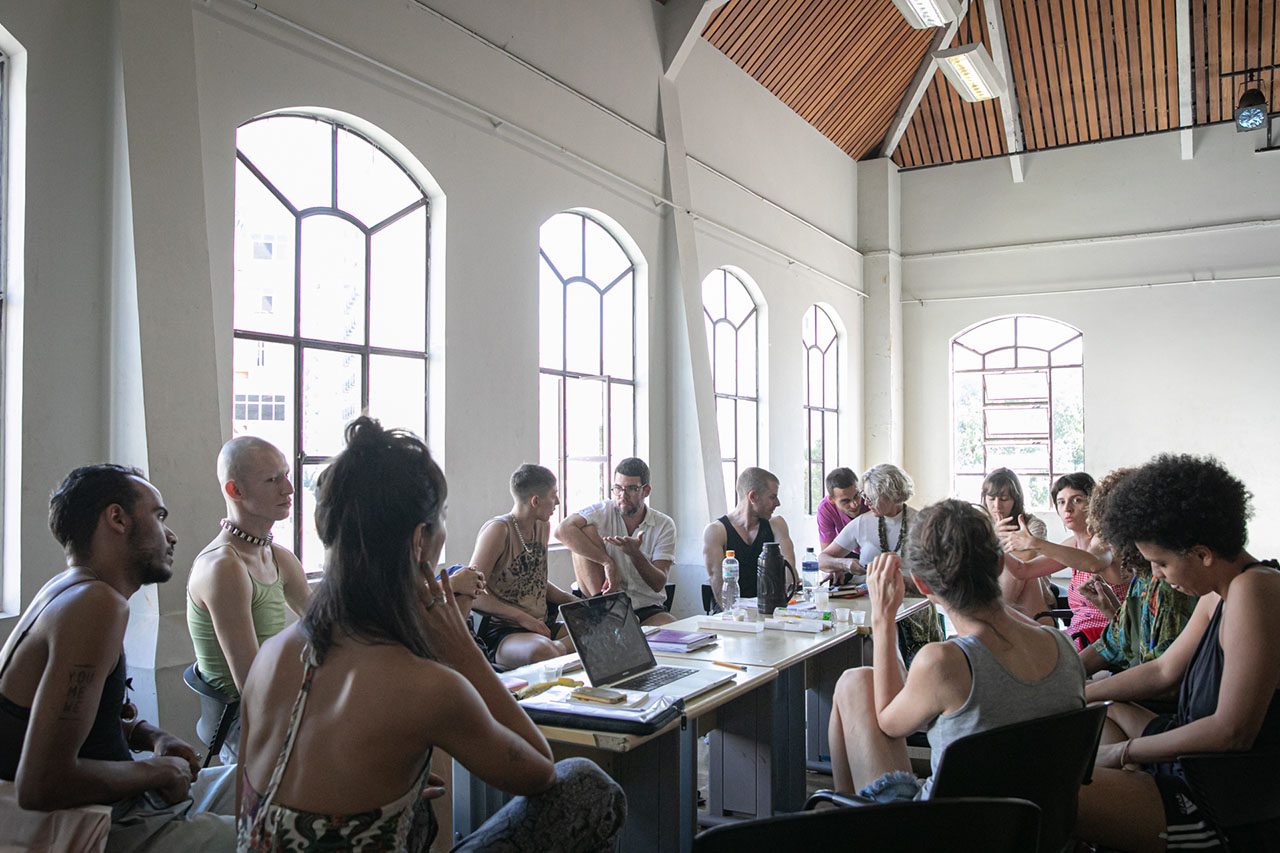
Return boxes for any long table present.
[656,595,932,819]
[451,655,776,853]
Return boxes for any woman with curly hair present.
[1078,469,1198,678]
[1074,454,1280,852]
[236,417,625,852]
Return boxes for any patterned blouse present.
[1090,574,1198,670]
[1067,570,1133,647]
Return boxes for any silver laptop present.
[560,593,734,701]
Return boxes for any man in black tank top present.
[0,465,234,848]
[702,467,797,606]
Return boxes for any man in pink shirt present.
[817,467,869,549]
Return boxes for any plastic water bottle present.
[802,547,820,602]
[721,550,740,612]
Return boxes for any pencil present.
[713,661,748,671]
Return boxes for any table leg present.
[708,674,775,818]
[450,759,510,843]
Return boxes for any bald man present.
[186,437,309,759]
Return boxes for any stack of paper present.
[645,628,717,653]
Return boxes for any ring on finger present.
[423,596,439,610]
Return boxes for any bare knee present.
[834,667,875,712]
[527,638,561,663]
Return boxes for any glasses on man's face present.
[611,484,644,496]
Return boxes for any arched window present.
[802,305,839,514]
[703,268,759,505]
[952,315,1084,510]
[538,211,638,517]
[232,112,431,572]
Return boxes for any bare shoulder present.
[1225,567,1280,618]
[271,543,306,579]
[909,640,970,707]
[702,520,726,544]
[44,580,129,646]
[771,516,791,536]
[189,543,251,602]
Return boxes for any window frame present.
[951,315,1085,512]
[702,267,760,505]
[538,211,639,517]
[232,112,432,573]
[802,304,840,515]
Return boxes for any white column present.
[857,159,903,467]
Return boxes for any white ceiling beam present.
[660,0,729,80]
[1175,0,1194,159]
[983,0,1025,182]
[879,0,971,159]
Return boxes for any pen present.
[713,661,748,671]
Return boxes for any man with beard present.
[703,467,797,608]
[556,457,677,626]
[186,437,310,759]
[0,465,234,849]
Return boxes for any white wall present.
[901,123,1280,556]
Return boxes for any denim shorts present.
[858,769,923,803]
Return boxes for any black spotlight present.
[1235,83,1268,132]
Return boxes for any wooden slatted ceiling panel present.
[704,0,935,159]
[1194,0,1279,126]
[894,0,1007,167]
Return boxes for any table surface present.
[504,654,777,752]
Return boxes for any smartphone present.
[569,686,627,705]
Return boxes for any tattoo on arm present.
[59,665,96,720]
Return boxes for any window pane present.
[714,323,736,395]
[802,308,816,348]
[302,348,362,457]
[952,344,982,371]
[738,318,757,398]
[601,272,633,380]
[985,406,1049,438]
[986,443,1050,471]
[233,160,296,336]
[1025,475,1052,513]
[808,409,824,467]
[609,382,634,472]
[722,462,737,508]
[539,374,561,479]
[737,400,758,469]
[953,473,985,504]
[985,371,1048,402]
[807,347,824,407]
[824,411,839,474]
[539,256,565,370]
[566,459,605,514]
[956,317,1015,354]
[584,217,631,288]
[725,274,755,327]
[704,316,715,368]
[1051,336,1084,366]
[232,338,295,463]
[985,348,1016,369]
[336,128,423,229]
[1017,316,1078,351]
[368,354,426,439]
[236,116,333,212]
[299,462,328,575]
[823,347,839,410]
[565,377,605,458]
[299,215,366,345]
[716,397,735,459]
[1052,366,1085,473]
[815,307,836,350]
[564,282,600,375]
[369,206,427,351]
[1019,347,1049,367]
[539,213,583,281]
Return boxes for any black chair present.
[1179,748,1280,851]
[701,583,715,614]
[182,663,239,769]
[693,797,1040,853]
[811,703,1108,853]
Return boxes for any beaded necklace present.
[878,509,908,555]
[220,518,272,548]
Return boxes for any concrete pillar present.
[857,159,903,467]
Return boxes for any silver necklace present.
[512,517,535,555]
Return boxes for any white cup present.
[814,588,830,610]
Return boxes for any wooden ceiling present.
[701,0,1280,169]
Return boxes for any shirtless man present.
[555,457,677,627]
[703,467,796,607]
[186,437,310,757]
[470,464,577,669]
[0,465,234,849]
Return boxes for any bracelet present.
[1120,738,1133,767]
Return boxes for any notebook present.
[559,593,734,701]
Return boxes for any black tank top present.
[718,515,774,600]
[0,578,132,781]
[1176,561,1280,751]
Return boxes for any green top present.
[186,542,287,697]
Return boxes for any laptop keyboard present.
[614,666,696,692]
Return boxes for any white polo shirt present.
[576,500,677,611]
[833,505,917,568]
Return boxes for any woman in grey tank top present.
[828,499,1085,800]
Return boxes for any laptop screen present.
[560,593,657,687]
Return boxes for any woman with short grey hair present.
[859,464,915,509]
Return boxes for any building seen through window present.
[232,112,430,572]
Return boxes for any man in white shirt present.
[555,457,677,626]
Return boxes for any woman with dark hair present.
[1078,469,1197,677]
[827,499,1084,799]
[979,468,1055,622]
[236,417,625,851]
[1074,454,1280,852]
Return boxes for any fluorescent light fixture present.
[935,43,1007,102]
[890,0,962,29]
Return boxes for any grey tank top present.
[924,627,1085,796]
